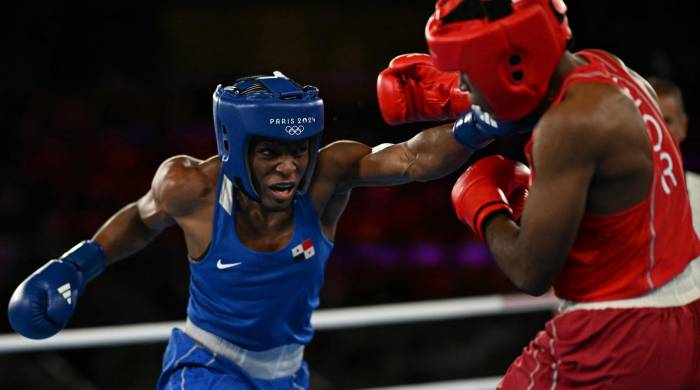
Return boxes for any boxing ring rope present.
[0,293,559,389]
[363,376,504,390]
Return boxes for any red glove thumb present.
[451,155,530,240]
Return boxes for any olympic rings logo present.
[285,125,304,136]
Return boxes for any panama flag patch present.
[291,239,315,262]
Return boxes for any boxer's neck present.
[543,51,588,108]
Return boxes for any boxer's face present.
[658,93,688,144]
[248,137,310,210]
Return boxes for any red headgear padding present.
[426,0,572,121]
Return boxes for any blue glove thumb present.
[453,105,531,150]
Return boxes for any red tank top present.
[524,49,700,302]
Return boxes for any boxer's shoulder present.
[535,84,634,160]
[316,141,371,179]
[547,82,639,136]
[153,155,219,216]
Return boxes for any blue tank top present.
[186,172,334,351]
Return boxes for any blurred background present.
[2,0,699,388]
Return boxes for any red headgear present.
[426,0,572,121]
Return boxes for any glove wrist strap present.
[474,202,513,241]
[60,240,106,283]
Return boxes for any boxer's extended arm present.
[92,156,195,265]
[8,155,205,339]
[323,123,472,192]
[482,105,596,295]
[95,155,215,265]
[312,123,471,239]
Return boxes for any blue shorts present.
[157,329,309,390]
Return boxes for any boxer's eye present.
[292,146,308,158]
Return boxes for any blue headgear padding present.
[213,74,324,201]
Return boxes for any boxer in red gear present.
[428,0,700,388]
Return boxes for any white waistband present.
[183,319,304,380]
[559,256,700,313]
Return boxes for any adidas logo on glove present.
[57,283,72,304]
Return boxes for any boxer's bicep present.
[334,123,471,190]
[317,139,411,193]
[92,157,203,264]
[136,189,174,231]
[147,155,208,226]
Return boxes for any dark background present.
[1,1,698,388]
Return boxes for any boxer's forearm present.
[357,123,472,185]
[324,124,472,191]
[402,123,473,182]
[483,215,563,296]
[91,200,173,266]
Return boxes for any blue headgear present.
[213,72,324,202]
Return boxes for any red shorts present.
[498,298,700,389]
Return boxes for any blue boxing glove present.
[452,105,537,150]
[8,240,105,339]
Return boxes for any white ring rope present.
[359,376,503,390]
[0,293,558,354]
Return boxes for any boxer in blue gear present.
[9,72,495,388]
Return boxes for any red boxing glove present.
[377,53,471,125]
[451,155,531,240]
